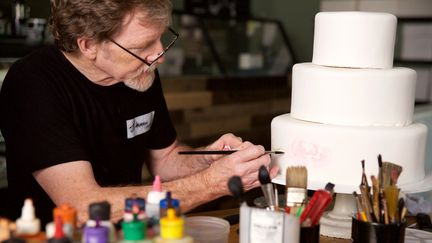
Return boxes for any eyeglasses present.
[109,27,179,69]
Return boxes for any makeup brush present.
[285,166,307,215]
[228,176,245,205]
[258,165,277,211]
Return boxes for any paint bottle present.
[153,209,193,243]
[120,214,152,243]
[146,175,166,220]
[83,220,109,243]
[47,216,71,243]
[159,192,180,218]
[46,204,76,239]
[0,218,22,243]
[85,201,116,242]
[123,197,145,222]
[15,198,41,235]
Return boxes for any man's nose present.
[145,42,165,64]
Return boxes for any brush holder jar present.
[351,217,406,243]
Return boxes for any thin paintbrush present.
[359,160,373,222]
[378,155,383,190]
[178,150,284,155]
[285,166,307,215]
[371,175,380,223]
[353,191,367,221]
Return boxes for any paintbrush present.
[380,190,389,224]
[258,165,277,211]
[228,176,245,205]
[382,161,402,188]
[178,150,284,155]
[378,154,383,190]
[359,160,373,222]
[300,182,335,226]
[353,191,367,221]
[384,168,401,223]
[397,198,404,223]
[285,166,307,215]
[370,175,381,223]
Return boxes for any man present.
[0,0,278,225]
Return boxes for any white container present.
[184,216,230,243]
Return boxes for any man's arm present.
[33,160,219,224]
[33,137,277,224]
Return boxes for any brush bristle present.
[228,176,244,202]
[258,165,271,184]
[378,154,383,167]
[325,182,335,192]
[286,166,307,188]
[382,162,403,187]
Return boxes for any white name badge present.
[126,111,155,139]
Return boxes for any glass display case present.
[158,11,296,78]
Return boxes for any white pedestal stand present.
[319,193,355,239]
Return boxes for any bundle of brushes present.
[353,154,406,224]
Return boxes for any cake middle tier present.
[291,63,417,126]
[271,114,427,193]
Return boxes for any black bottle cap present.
[89,201,111,221]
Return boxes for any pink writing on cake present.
[288,139,331,167]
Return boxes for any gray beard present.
[124,70,156,92]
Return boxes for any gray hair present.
[50,0,172,52]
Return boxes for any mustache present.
[146,62,159,73]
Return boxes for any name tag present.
[126,111,154,139]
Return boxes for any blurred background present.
[0,0,431,210]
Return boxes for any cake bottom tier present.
[271,114,427,193]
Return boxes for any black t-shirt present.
[0,45,176,225]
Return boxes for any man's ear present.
[76,37,98,59]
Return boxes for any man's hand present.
[200,133,244,164]
[202,139,279,196]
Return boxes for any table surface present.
[187,208,350,243]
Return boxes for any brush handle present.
[360,186,373,222]
[178,150,284,155]
[300,189,332,226]
[261,184,276,211]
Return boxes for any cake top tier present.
[312,11,397,69]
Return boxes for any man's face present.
[95,11,166,92]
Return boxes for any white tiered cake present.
[271,11,428,193]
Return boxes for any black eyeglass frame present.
[109,27,179,67]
